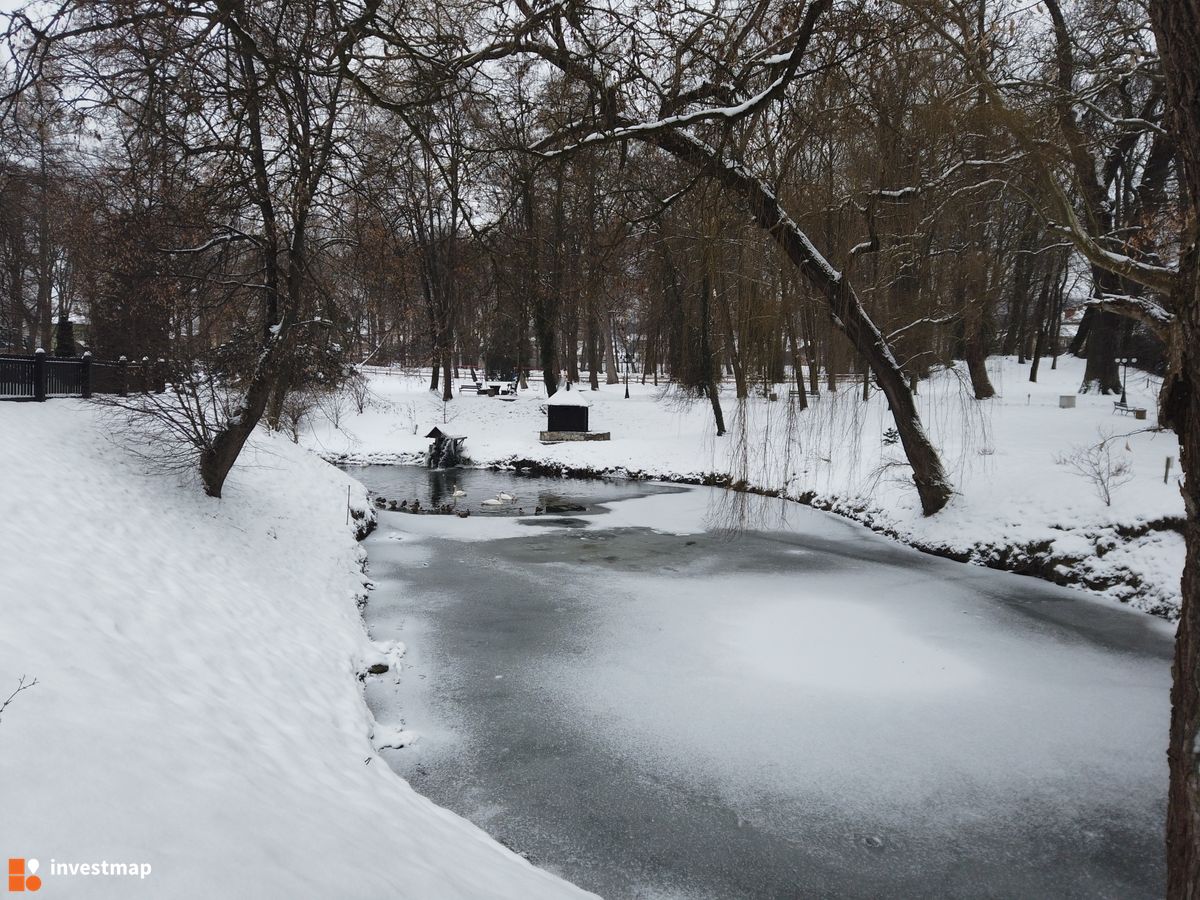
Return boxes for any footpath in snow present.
[0,400,590,898]
[305,355,1185,618]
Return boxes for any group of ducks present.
[373,496,463,516]
[371,485,545,518]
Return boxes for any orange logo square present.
[6,859,41,892]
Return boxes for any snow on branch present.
[1085,293,1175,339]
[530,0,828,152]
[1046,199,1178,296]
[157,232,258,255]
[887,314,959,342]
[870,155,1024,202]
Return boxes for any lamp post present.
[1119,356,1136,406]
[624,351,632,399]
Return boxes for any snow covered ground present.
[0,400,591,898]
[305,355,1185,617]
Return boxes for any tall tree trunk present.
[1150,1,1200,895]
[523,175,557,394]
[786,314,808,410]
[699,266,725,436]
[1082,281,1124,393]
[265,355,292,431]
[1029,271,1053,383]
[604,315,620,384]
[1070,306,1093,356]
[964,305,995,399]
[201,332,291,498]
[957,276,995,399]
[586,307,600,390]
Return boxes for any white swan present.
[498,491,516,502]
[452,485,466,498]
[481,495,504,506]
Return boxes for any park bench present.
[1113,401,1147,420]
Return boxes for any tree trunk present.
[1082,292,1124,394]
[604,315,620,384]
[586,308,600,390]
[1070,306,1093,356]
[1165,250,1200,899]
[786,314,808,410]
[964,299,995,400]
[954,276,995,400]
[200,333,290,498]
[1029,272,1053,384]
[699,267,725,436]
[523,176,557,395]
[1149,1,1200,895]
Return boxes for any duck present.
[456,509,470,518]
[534,506,544,515]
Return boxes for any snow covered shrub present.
[344,370,372,414]
[280,390,317,443]
[1055,434,1135,507]
[314,386,349,430]
[94,367,247,478]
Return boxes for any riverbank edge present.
[326,449,1182,621]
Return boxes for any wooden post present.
[80,351,92,399]
[1166,456,1175,485]
[33,347,46,402]
[118,355,128,397]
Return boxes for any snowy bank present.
[305,356,1185,618]
[0,401,589,898]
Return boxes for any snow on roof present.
[425,427,466,439]
[547,388,591,407]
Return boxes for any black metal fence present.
[0,350,164,402]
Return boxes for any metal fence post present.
[33,347,46,402]
[118,355,128,397]
[81,351,92,399]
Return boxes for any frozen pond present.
[351,465,1172,899]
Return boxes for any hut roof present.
[424,427,466,440]
[546,389,591,407]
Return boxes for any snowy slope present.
[305,356,1185,617]
[0,401,590,899]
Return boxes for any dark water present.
[348,465,1171,900]
[348,464,678,518]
